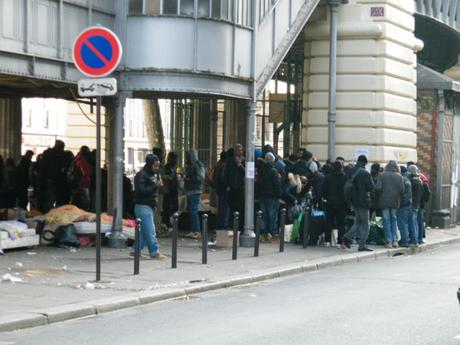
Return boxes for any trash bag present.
[367,220,385,245]
[290,213,304,244]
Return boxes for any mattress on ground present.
[73,222,112,234]
[2,235,40,249]
[73,222,135,240]
[1,229,36,240]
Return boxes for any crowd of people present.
[0,140,134,217]
[1,139,431,258]
[133,143,431,258]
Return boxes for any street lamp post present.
[327,0,347,160]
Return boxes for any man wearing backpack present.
[342,155,375,251]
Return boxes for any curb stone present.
[2,234,460,333]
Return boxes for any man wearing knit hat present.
[342,155,375,251]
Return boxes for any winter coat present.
[184,149,205,196]
[350,162,375,208]
[223,155,245,192]
[409,174,423,209]
[258,162,281,199]
[309,171,325,204]
[420,181,431,209]
[323,170,347,207]
[73,154,93,189]
[375,162,404,209]
[400,176,412,207]
[134,158,159,209]
[212,160,227,196]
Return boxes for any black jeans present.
[227,189,245,233]
[325,204,347,243]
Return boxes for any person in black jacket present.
[342,155,375,251]
[258,153,282,243]
[212,151,229,230]
[323,161,347,246]
[223,144,245,232]
[162,151,179,228]
[15,150,34,210]
[407,165,422,246]
[132,154,167,259]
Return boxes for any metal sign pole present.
[96,96,102,281]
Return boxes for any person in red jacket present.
[70,146,93,211]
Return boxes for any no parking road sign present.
[73,26,122,77]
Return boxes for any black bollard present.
[232,212,239,260]
[302,208,309,249]
[202,214,208,264]
[134,218,141,275]
[254,210,262,257]
[171,213,179,269]
[279,208,286,252]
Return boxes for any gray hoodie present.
[184,149,205,196]
[376,160,404,209]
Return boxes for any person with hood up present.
[162,151,179,228]
[223,144,245,232]
[342,155,375,251]
[258,152,282,243]
[375,160,404,248]
[184,149,205,239]
[132,154,167,259]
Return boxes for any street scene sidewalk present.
[1,227,460,332]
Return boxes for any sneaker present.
[392,241,399,248]
[358,247,373,252]
[384,243,392,249]
[151,252,168,260]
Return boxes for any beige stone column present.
[302,0,423,163]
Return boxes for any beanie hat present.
[145,154,159,166]
[265,152,276,164]
[255,149,263,159]
[408,165,419,175]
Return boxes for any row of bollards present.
[133,207,307,274]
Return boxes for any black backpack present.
[343,168,361,205]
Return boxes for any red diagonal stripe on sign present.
[83,38,110,66]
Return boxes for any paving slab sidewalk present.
[1,228,459,332]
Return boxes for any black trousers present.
[227,189,245,233]
[325,204,347,243]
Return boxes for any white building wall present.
[302,0,423,163]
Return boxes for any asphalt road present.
[3,243,460,345]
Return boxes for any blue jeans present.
[134,204,159,256]
[417,208,425,243]
[187,193,201,232]
[408,207,419,245]
[382,208,398,244]
[217,193,229,229]
[260,198,280,235]
[397,205,411,246]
